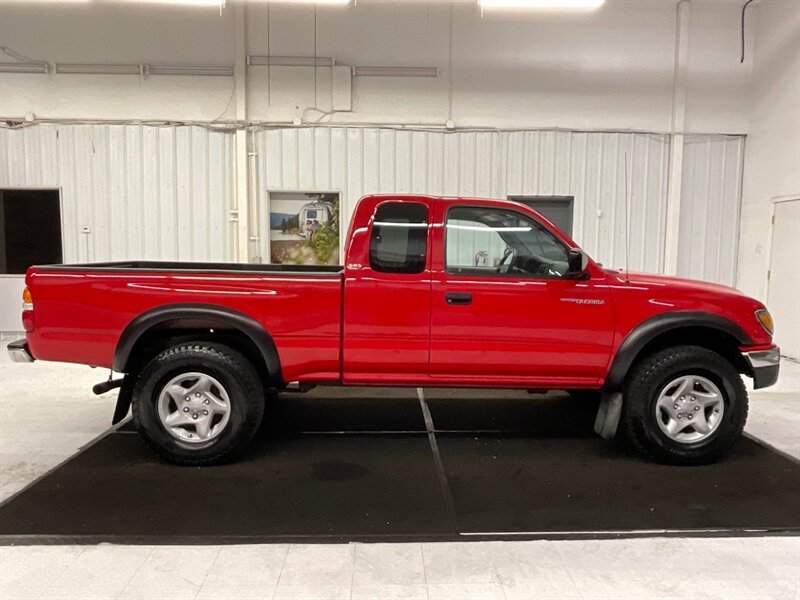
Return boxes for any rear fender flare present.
[603,311,753,392]
[113,303,283,387]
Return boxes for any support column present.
[663,0,691,275]
[234,3,250,263]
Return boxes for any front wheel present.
[621,345,748,465]
[132,342,265,465]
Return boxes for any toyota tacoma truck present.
[9,194,780,466]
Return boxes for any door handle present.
[446,292,473,305]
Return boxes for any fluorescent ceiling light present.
[374,222,428,228]
[1,0,91,3]
[151,0,223,4]
[1,0,223,3]
[447,224,533,232]
[56,63,141,75]
[106,0,225,5]
[248,56,335,67]
[478,0,604,9]
[262,0,350,4]
[0,62,50,74]
[353,66,439,77]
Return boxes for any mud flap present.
[112,376,135,425]
[594,392,623,440]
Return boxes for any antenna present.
[623,152,631,283]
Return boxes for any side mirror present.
[567,248,589,276]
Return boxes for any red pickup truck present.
[9,194,780,466]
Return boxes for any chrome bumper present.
[7,339,34,363]
[743,346,780,389]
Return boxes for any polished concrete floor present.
[1,342,798,599]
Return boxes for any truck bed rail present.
[32,261,343,276]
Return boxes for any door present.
[342,200,432,383]
[429,202,614,386]
[767,198,800,360]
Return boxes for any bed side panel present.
[25,269,343,381]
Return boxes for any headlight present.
[755,309,774,335]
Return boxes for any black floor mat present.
[438,435,800,533]
[0,432,449,539]
[1,388,798,544]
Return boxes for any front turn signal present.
[755,309,774,335]
[22,287,33,311]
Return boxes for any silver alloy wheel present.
[157,372,231,444]
[655,375,725,443]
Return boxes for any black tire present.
[621,345,748,465]
[132,342,265,466]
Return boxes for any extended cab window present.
[369,202,428,274]
[445,205,570,278]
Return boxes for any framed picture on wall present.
[268,191,341,265]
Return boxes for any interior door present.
[767,198,800,360]
[429,203,614,386]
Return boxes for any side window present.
[369,202,429,274]
[445,205,570,278]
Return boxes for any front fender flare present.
[603,311,753,392]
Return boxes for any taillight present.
[22,287,34,332]
[22,287,33,311]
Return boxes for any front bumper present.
[743,346,780,389]
[7,339,34,363]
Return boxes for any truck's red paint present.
[22,194,775,388]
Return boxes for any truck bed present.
[25,261,344,381]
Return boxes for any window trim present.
[443,204,572,280]
[368,200,431,275]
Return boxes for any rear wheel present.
[621,345,748,465]
[132,342,265,465]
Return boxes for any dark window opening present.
[509,196,575,238]
[369,202,428,274]
[0,189,63,274]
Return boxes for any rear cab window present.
[369,202,429,274]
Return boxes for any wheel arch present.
[603,311,753,392]
[113,304,283,388]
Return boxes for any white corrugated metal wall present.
[0,124,744,281]
[0,124,235,263]
[255,128,674,274]
[678,135,745,285]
